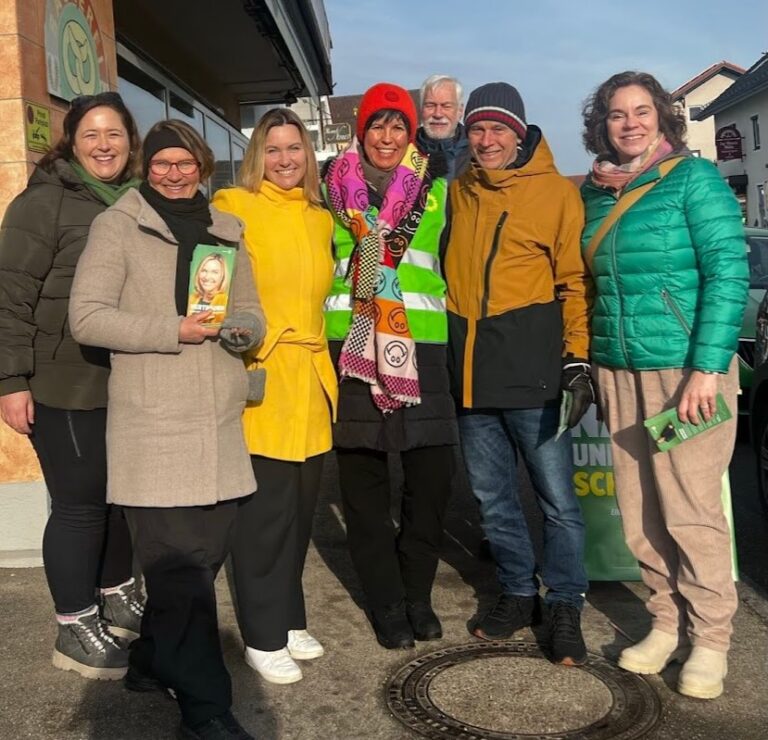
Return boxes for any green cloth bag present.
[571,406,641,581]
[571,406,739,582]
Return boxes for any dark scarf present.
[139,181,213,315]
[416,123,467,181]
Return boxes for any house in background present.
[672,61,744,161]
[695,53,768,227]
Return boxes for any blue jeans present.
[458,405,587,606]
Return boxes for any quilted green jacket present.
[580,155,748,372]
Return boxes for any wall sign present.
[25,103,51,153]
[715,124,743,162]
[45,0,109,101]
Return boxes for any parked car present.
[745,228,768,509]
[740,228,768,413]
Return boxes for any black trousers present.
[231,454,324,651]
[30,403,133,614]
[336,445,455,608]
[124,501,239,727]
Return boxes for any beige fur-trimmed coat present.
[69,188,264,507]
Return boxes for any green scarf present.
[69,160,141,205]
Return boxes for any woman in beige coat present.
[70,120,264,740]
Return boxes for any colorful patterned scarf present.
[325,138,431,413]
[591,134,674,193]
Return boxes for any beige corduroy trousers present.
[595,360,739,652]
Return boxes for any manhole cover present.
[386,642,661,739]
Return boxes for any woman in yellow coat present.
[212,108,336,685]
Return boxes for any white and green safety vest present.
[324,178,448,344]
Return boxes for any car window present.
[748,236,768,289]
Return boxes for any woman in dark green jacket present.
[580,71,748,701]
[0,93,142,680]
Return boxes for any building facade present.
[695,54,768,227]
[672,61,744,161]
[0,0,332,565]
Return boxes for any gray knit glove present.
[220,312,264,353]
[246,368,266,403]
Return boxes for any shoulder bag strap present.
[584,157,684,271]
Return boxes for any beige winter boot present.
[618,629,689,675]
[677,646,728,699]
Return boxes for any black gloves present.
[561,355,595,428]
[219,312,264,353]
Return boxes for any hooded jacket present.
[444,126,590,409]
[69,189,264,507]
[0,160,111,408]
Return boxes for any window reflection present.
[232,142,245,184]
[117,60,165,136]
[205,117,232,195]
[170,92,204,135]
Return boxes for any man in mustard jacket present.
[444,82,593,665]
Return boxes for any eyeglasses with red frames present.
[149,159,199,176]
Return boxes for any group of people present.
[0,67,747,739]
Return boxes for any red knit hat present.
[356,83,417,143]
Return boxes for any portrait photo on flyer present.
[186,244,237,326]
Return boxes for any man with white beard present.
[416,75,469,182]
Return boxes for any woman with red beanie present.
[323,82,458,649]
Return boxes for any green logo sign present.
[45,0,108,101]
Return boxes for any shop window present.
[205,117,233,195]
[170,92,204,135]
[117,59,166,136]
[752,115,761,150]
[232,142,245,183]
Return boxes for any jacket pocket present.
[661,288,692,336]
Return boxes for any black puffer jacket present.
[0,160,110,408]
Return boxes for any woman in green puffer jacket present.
[580,71,748,701]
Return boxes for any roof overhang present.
[114,0,332,105]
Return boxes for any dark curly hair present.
[582,71,686,160]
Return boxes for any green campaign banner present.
[571,406,641,581]
[571,406,738,582]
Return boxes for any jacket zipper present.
[66,412,82,458]
[607,205,631,366]
[661,288,692,336]
[481,211,508,318]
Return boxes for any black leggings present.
[30,403,133,614]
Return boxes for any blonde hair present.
[238,108,322,206]
[193,253,228,299]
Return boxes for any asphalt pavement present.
[0,446,767,739]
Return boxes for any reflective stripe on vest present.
[333,249,441,279]
[324,291,445,314]
[324,178,448,343]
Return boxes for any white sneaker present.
[618,629,689,675]
[287,629,325,660]
[678,646,728,699]
[244,646,302,684]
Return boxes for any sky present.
[323,0,767,174]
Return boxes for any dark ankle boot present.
[370,601,414,649]
[406,601,442,641]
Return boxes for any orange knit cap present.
[356,83,417,143]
